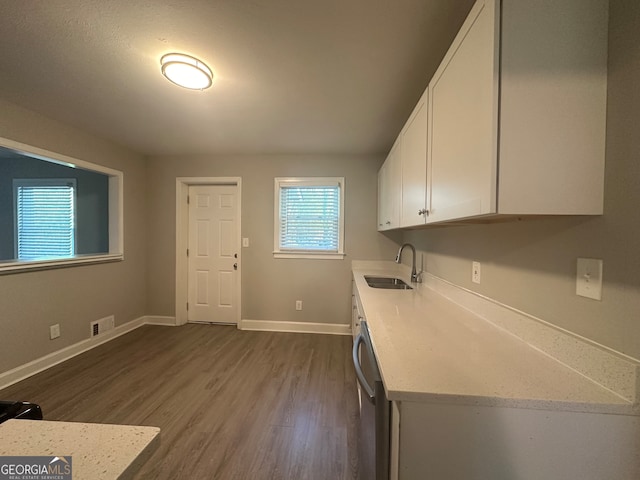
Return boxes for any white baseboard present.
[239,319,351,336]
[144,315,178,326]
[0,316,176,391]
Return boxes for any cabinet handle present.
[418,208,428,216]
[385,221,391,225]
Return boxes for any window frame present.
[0,136,124,275]
[14,178,78,261]
[273,177,346,260]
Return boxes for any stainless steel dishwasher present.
[353,321,390,480]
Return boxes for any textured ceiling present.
[0,0,474,156]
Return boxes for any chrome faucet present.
[395,243,420,283]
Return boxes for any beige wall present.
[145,154,399,325]
[0,99,148,372]
[404,0,640,360]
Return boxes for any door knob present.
[233,263,238,270]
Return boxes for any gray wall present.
[145,154,399,325]
[404,0,640,360]
[0,99,148,373]
[0,156,109,260]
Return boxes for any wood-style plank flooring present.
[0,325,360,479]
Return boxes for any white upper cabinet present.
[427,0,498,223]
[377,138,401,231]
[426,0,608,223]
[377,0,609,229]
[400,89,429,227]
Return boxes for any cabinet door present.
[427,0,499,223]
[378,140,401,230]
[400,90,428,227]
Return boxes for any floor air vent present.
[90,315,115,337]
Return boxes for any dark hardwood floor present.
[0,325,360,479]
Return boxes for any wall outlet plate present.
[472,261,481,284]
[295,300,303,311]
[576,258,603,300]
[50,324,60,340]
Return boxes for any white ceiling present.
[0,0,474,157]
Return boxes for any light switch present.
[576,258,603,301]
[242,238,249,248]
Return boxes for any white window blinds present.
[15,179,76,261]
[275,178,345,258]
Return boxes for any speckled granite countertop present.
[0,419,160,479]
[353,261,639,415]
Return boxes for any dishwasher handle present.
[352,333,376,405]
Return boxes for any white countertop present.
[0,419,160,479]
[353,262,639,415]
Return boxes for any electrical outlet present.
[472,261,481,284]
[576,258,603,300]
[50,324,60,340]
[295,300,303,311]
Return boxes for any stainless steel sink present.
[364,276,413,290]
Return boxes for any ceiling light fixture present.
[160,53,213,90]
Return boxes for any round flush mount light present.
[160,53,213,90]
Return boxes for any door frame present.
[175,177,242,326]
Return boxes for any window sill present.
[273,251,346,260]
[0,253,124,275]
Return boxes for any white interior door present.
[187,185,239,324]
